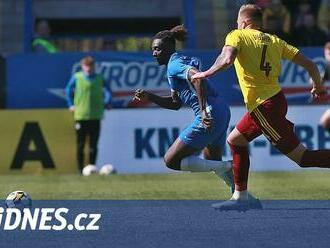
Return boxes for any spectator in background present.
[293,0,312,29]
[32,20,58,53]
[246,0,271,9]
[263,0,291,34]
[263,16,292,43]
[319,42,330,131]
[293,13,327,46]
[102,39,117,51]
[322,42,330,82]
[65,56,112,173]
[318,0,330,36]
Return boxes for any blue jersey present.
[167,53,218,116]
[166,53,230,149]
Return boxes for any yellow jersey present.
[225,29,299,112]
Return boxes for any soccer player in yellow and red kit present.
[192,4,329,211]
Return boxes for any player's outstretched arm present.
[292,52,327,100]
[191,46,237,81]
[133,89,182,110]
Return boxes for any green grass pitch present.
[1,170,329,200]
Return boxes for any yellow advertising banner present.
[0,109,77,174]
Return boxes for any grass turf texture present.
[1,171,329,200]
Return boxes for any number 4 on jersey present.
[260,45,272,77]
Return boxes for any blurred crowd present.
[248,0,330,46]
[32,0,330,53]
[32,20,152,53]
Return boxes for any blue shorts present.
[179,99,230,150]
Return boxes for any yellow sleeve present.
[281,39,299,60]
[225,30,240,50]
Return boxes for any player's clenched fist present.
[133,89,149,101]
[201,110,214,130]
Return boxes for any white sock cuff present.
[180,157,191,171]
[231,190,248,200]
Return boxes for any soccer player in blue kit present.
[134,25,234,193]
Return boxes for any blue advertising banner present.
[6,48,327,109]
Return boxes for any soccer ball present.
[99,164,117,175]
[5,191,32,209]
[82,164,98,176]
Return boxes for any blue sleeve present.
[103,82,112,105]
[168,57,193,81]
[65,75,76,107]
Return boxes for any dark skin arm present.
[134,67,213,129]
[133,89,182,110]
[188,68,213,130]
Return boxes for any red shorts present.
[236,91,300,154]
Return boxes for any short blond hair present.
[239,4,263,27]
[80,56,95,66]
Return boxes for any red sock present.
[228,142,250,191]
[300,150,330,168]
